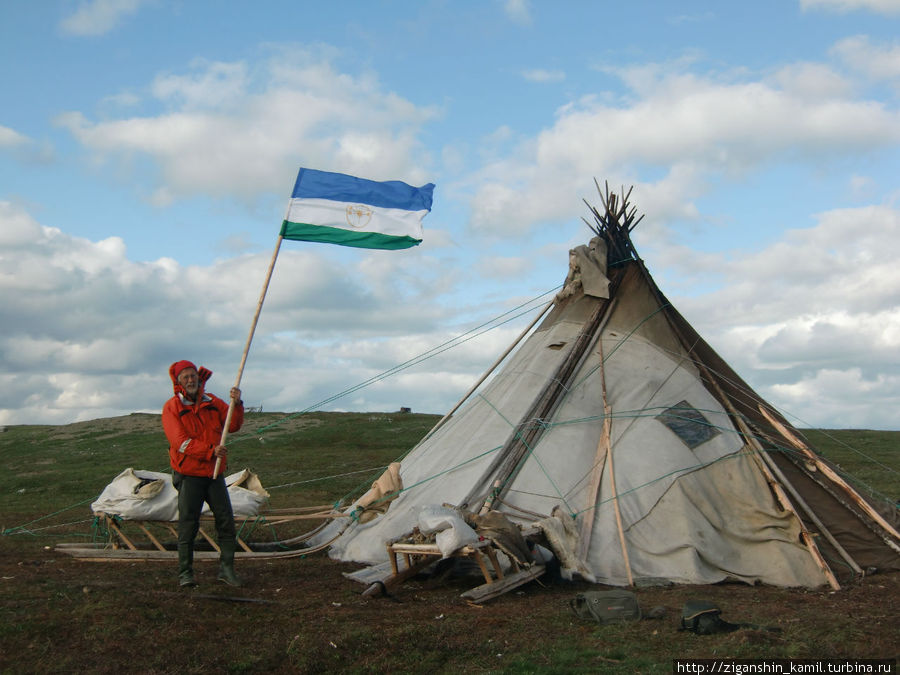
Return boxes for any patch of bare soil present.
[1,537,897,674]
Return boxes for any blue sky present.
[2,0,900,429]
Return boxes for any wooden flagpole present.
[213,235,284,479]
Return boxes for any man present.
[162,360,244,588]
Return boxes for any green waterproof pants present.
[173,472,237,555]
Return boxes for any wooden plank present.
[106,517,138,551]
[388,543,443,554]
[460,565,545,603]
[361,556,436,598]
[484,546,504,580]
[471,549,494,584]
[136,522,166,551]
[343,561,396,585]
[54,545,335,562]
[387,545,400,576]
[197,526,220,553]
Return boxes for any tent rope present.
[233,287,560,443]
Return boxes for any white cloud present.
[151,60,250,109]
[522,69,565,83]
[467,66,900,235]
[0,125,29,148]
[475,255,532,281]
[59,0,146,36]
[56,51,438,203]
[503,0,532,25]
[800,0,900,14]
[670,205,900,430]
[832,36,900,82]
[0,202,509,424]
[770,368,900,429]
[768,62,854,98]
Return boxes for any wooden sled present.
[55,506,347,562]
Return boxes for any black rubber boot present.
[217,539,242,587]
[178,544,197,587]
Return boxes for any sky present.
[1,0,900,431]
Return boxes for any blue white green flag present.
[280,168,434,250]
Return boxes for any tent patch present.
[656,401,720,449]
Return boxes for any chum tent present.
[321,185,900,590]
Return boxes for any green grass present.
[802,428,899,503]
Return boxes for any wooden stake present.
[213,236,284,479]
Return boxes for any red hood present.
[168,360,212,399]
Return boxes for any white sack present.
[417,505,479,557]
[91,468,269,521]
[210,468,270,517]
[91,469,178,521]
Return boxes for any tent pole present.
[422,300,553,442]
[213,236,284,479]
[578,407,609,562]
[603,410,633,587]
[577,324,611,550]
[758,406,900,548]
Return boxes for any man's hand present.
[230,387,241,402]
[213,444,228,458]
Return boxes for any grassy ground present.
[0,413,898,673]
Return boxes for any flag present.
[280,168,434,250]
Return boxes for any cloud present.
[467,64,900,235]
[0,125,54,166]
[0,201,506,425]
[768,62,855,98]
[59,0,146,36]
[503,0,532,25]
[832,35,900,82]
[0,125,29,148]
[151,60,250,109]
[799,0,900,14]
[671,204,900,430]
[522,69,565,84]
[55,50,438,204]
[769,368,900,429]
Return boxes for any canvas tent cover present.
[316,199,900,590]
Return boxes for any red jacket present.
[162,367,243,478]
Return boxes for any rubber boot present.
[178,544,197,587]
[217,539,242,587]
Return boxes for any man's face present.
[177,368,199,397]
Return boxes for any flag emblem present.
[346,204,373,228]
